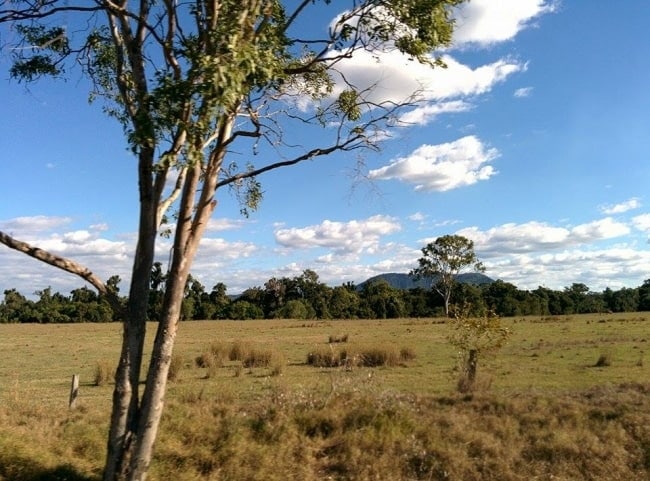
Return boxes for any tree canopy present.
[411,234,485,316]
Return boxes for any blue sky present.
[1,1,649,297]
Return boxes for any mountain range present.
[357,272,495,291]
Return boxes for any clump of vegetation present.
[167,353,184,382]
[242,348,274,368]
[307,346,344,367]
[449,304,511,392]
[328,333,349,343]
[594,353,612,367]
[229,340,253,362]
[307,345,416,368]
[93,360,114,387]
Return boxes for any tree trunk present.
[104,149,159,481]
[122,160,217,480]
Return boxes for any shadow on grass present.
[0,452,99,481]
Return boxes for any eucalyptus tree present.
[0,1,465,479]
[411,234,485,316]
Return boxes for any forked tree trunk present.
[113,155,219,480]
[104,149,160,481]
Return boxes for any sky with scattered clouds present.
[1,1,649,298]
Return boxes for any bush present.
[167,353,184,382]
[307,347,344,367]
[358,346,399,367]
[594,353,612,367]
[229,340,252,362]
[329,333,349,343]
[242,348,273,368]
[93,360,114,386]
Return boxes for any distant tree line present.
[1,265,649,323]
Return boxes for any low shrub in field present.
[358,346,400,367]
[93,360,114,386]
[594,353,612,367]
[229,340,253,362]
[167,353,184,382]
[400,346,417,361]
[328,333,349,343]
[307,345,416,368]
[307,346,343,367]
[242,348,273,368]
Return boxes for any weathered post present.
[69,374,79,409]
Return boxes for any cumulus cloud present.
[457,217,631,257]
[399,100,473,126]
[274,215,401,254]
[452,0,557,47]
[330,51,523,113]
[600,198,642,215]
[0,215,72,236]
[485,247,650,291]
[368,135,499,192]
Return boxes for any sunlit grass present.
[0,313,649,480]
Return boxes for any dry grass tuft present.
[594,353,612,367]
[328,333,349,343]
[93,360,114,387]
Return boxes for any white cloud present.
[457,217,631,257]
[330,51,523,110]
[274,215,401,254]
[600,198,642,215]
[486,247,650,291]
[206,217,248,232]
[632,213,650,232]
[408,212,426,222]
[571,217,630,242]
[399,100,473,126]
[514,87,533,98]
[0,215,72,235]
[453,0,557,47]
[368,135,499,192]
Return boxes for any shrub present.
[242,348,273,368]
[329,333,349,343]
[269,351,286,376]
[307,346,343,367]
[93,360,114,386]
[358,346,399,367]
[167,353,184,382]
[399,346,417,361]
[594,353,612,367]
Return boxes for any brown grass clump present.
[93,360,114,387]
[306,345,416,368]
[167,352,184,382]
[594,353,612,367]
[328,333,349,343]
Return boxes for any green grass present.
[0,313,649,480]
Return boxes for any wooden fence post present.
[69,374,79,409]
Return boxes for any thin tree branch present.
[0,230,123,315]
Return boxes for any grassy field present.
[1,313,649,480]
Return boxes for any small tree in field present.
[448,302,510,392]
[411,234,485,317]
[0,1,466,480]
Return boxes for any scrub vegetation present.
[1,313,649,480]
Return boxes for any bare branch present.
[0,230,123,315]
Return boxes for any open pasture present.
[1,313,649,480]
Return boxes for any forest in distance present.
[2,266,649,323]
